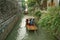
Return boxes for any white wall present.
[54,0,59,6]
[47,0,59,7]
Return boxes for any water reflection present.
[16,16,28,40]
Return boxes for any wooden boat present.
[26,25,37,30]
[26,18,37,31]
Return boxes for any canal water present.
[6,15,56,40]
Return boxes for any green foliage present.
[28,0,36,6]
[28,0,41,7]
[28,2,36,7]
[34,10,41,19]
[38,7,60,35]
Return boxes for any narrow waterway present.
[6,15,56,40]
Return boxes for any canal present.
[6,15,56,40]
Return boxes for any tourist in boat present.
[30,18,34,25]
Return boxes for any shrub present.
[38,7,60,35]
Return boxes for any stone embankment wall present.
[0,0,21,40]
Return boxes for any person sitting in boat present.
[26,19,28,25]
[30,18,34,25]
[26,19,30,25]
